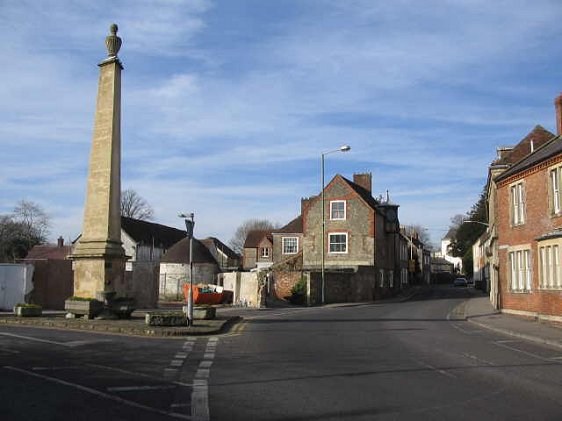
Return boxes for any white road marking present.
[191,379,209,421]
[195,368,210,379]
[0,333,109,348]
[0,348,20,354]
[461,352,495,366]
[175,352,188,359]
[190,337,218,421]
[494,340,521,344]
[3,366,190,420]
[494,342,561,363]
[0,332,70,347]
[32,366,83,371]
[89,364,192,387]
[199,361,213,369]
[170,360,183,367]
[551,356,562,360]
[415,360,456,379]
[107,385,177,392]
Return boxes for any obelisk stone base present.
[73,256,127,298]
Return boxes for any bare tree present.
[403,224,432,249]
[0,200,50,262]
[120,189,154,221]
[229,219,278,254]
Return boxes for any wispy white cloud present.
[1,0,561,246]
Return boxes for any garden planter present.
[145,312,187,326]
[110,298,136,319]
[193,306,216,320]
[65,298,104,318]
[13,305,42,317]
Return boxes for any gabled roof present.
[340,176,379,210]
[121,216,185,249]
[23,244,72,260]
[274,215,303,234]
[160,238,218,264]
[494,125,555,166]
[496,135,562,182]
[244,230,273,248]
[200,237,239,259]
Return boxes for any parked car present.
[453,277,468,287]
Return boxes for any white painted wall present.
[222,272,260,307]
[0,264,34,310]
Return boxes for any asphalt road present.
[1,286,561,420]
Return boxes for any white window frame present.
[330,200,346,220]
[379,270,385,287]
[282,237,299,255]
[509,248,531,292]
[261,247,270,258]
[389,270,394,288]
[550,166,562,215]
[328,232,348,254]
[539,242,561,289]
[510,181,526,226]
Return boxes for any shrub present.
[289,277,307,305]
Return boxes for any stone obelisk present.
[71,24,127,298]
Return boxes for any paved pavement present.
[463,295,562,350]
[2,285,562,420]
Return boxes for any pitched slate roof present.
[494,125,555,166]
[24,244,72,260]
[121,216,186,249]
[274,215,303,234]
[160,238,219,264]
[340,176,379,210]
[244,230,273,248]
[496,135,562,182]
[200,237,240,259]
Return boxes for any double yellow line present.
[229,321,247,336]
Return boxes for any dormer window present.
[261,247,270,258]
[330,200,346,220]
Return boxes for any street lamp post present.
[179,213,195,326]
[321,145,351,304]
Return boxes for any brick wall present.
[272,270,301,300]
[497,155,562,318]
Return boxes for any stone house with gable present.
[270,173,402,303]
[200,237,241,271]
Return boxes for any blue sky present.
[1,0,562,247]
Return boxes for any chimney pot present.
[555,93,562,135]
[57,236,64,248]
[353,173,372,193]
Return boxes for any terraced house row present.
[474,94,562,322]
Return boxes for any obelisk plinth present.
[71,24,127,298]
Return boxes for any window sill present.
[539,287,562,291]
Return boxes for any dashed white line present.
[199,361,213,369]
[170,360,183,367]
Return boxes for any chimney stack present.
[353,173,372,193]
[555,93,562,135]
[57,236,64,248]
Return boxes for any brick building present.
[244,173,407,303]
[486,96,562,321]
[242,230,273,270]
